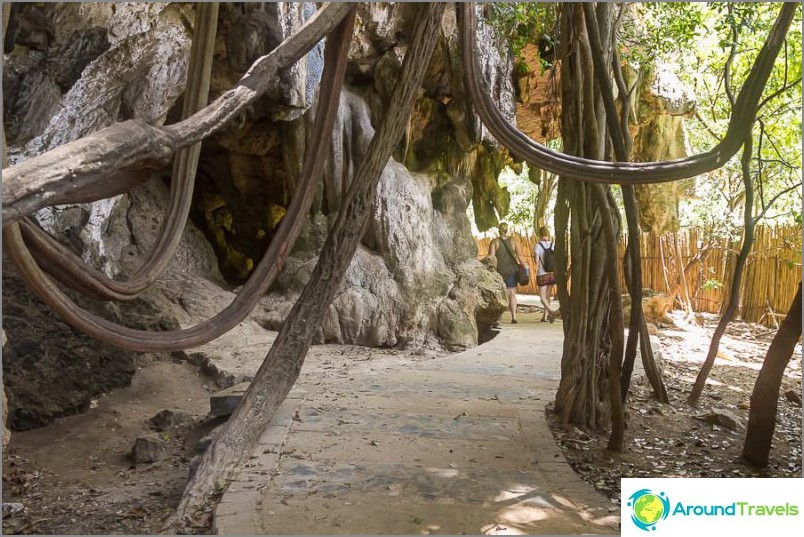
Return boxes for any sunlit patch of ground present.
[549,309,802,505]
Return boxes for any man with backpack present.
[534,225,558,323]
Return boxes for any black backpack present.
[540,241,555,273]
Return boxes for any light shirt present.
[534,240,553,276]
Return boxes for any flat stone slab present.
[210,382,310,417]
[347,376,543,400]
[281,432,535,469]
[210,382,249,417]
[293,409,519,441]
[259,470,615,535]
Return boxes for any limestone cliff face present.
[514,45,695,235]
[2,3,510,363]
[631,63,696,234]
[513,43,562,144]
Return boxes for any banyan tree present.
[1,2,798,529]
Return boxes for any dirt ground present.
[549,310,802,507]
[1,345,446,535]
[2,309,801,535]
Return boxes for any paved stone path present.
[214,311,620,535]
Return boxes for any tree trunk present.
[531,166,556,231]
[169,4,444,530]
[674,235,695,316]
[581,2,667,404]
[688,136,754,406]
[553,4,624,450]
[741,283,802,466]
[2,2,356,226]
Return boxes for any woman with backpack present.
[534,226,558,323]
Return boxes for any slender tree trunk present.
[674,235,695,315]
[741,283,802,466]
[169,4,444,530]
[688,136,755,406]
[532,166,556,231]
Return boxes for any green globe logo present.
[628,489,670,531]
[634,494,664,524]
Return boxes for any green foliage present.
[702,279,724,292]
[496,166,537,233]
[484,3,801,235]
[621,3,705,66]
[488,2,559,63]
[647,3,804,232]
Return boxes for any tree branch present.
[1,2,355,226]
[458,2,797,185]
[755,181,803,222]
[20,2,220,301]
[723,4,738,108]
[758,76,801,110]
[694,110,723,141]
[2,6,355,352]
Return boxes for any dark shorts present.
[503,275,518,288]
[537,273,556,287]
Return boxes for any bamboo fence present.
[477,225,802,327]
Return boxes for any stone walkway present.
[214,312,620,535]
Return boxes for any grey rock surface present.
[148,408,195,432]
[131,433,165,464]
[210,382,250,417]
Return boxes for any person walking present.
[489,222,527,324]
[534,226,558,323]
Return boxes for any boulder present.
[622,292,675,326]
[632,63,696,234]
[131,433,166,464]
[2,270,140,431]
[694,410,744,431]
[643,293,674,326]
[148,408,194,432]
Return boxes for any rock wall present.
[241,4,514,349]
[631,63,696,233]
[513,43,562,144]
[2,2,512,428]
[4,2,195,276]
[513,46,695,235]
